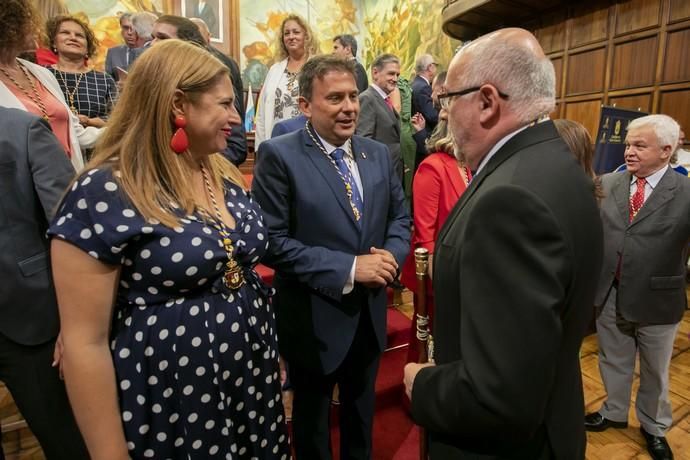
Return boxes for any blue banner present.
[593,106,647,174]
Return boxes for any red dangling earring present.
[170,115,189,154]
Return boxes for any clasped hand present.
[355,247,398,288]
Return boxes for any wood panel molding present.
[533,0,690,134]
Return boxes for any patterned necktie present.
[629,177,647,222]
[330,148,363,225]
[384,96,394,111]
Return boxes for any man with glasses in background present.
[404,28,603,459]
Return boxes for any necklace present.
[304,120,362,222]
[0,61,50,121]
[199,164,245,290]
[54,68,85,115]
[458,164,470,187]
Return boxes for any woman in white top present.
[254,14,319,147]
[0,0,102,171]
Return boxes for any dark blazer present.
[411,121,603,459]
[354,60,368,94]
[595,168,690,324]
[0,108,75,345]
[411,75,438,133]
[252,129,410,373]
[271,114,307,138]
[104,45,143,81]
[209,47,247,166]
[356,86,402,179]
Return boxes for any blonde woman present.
[254,14,319,147]
[49,40,290,459]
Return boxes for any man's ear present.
[477,85,500,124]
[171,89,187,118]
[298,96,311,118]
[660,144,673,160]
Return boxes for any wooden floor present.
[581,309,690,459]
[3,293,690,459]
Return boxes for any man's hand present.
[52,332,64,379]
[355,246,398,288]
[411,112,426,133]
[404,362,435,399]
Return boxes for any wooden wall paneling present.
[610,35,659,89]
[662,27,690,83]
[551,57,563,97]
[659,88,690,131]
[566,47,607,96]
[615,0,662,35]
[608,92,653,112]
[565,99,603,139]
[669,0,690,23]
[535,11,567,53]
[569,3,610,48]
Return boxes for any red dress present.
[401,152,470,362]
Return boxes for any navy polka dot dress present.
[48,167,290,459]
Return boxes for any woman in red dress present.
[401,110,471,363]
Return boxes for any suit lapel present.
[629,168,676,227]
[302,130,360,229]
[611,172,632,224]
[352,137,373,235]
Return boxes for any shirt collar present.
[370,84,388,99]
[631,164,668,189]
[315,131,352,159]
[475,124,531,175]
[419,75,430,85]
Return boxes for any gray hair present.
[415,54,434,73]
[119,12,132,25]
[458,40,555,124]
[131,12,157,41]
[334,34,358,57]
[371,53,399,72]
[628,114,680,148]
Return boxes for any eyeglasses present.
[438,86,510,109]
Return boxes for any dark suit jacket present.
[595,168,690,324]
[354,60,368,94]
[208,47,247,166]
[197,2,217,37]
[252,129,410,374]
[356,86,402,179]
[0,108,75,345]
[411,121,603,459]
[411,75,438,134]
[104,45,143,81]
[271,114,307,138]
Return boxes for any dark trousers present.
[290,311,382,460]
[0,332,88,460]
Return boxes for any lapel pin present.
[361,152,367,159]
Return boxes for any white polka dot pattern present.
[47,168,288,458]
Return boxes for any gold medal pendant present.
[224,265,245,289]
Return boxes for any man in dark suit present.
[585,114,689,460]
[404,28,603,459]
[0,108,88,459]
[411,53,439,135]
[252,55,410,460]
[333,34,368,94]
[356,53,403,181]
[153,15,247,166]
[105,13,146,81]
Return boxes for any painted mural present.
[238,0,458,88]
